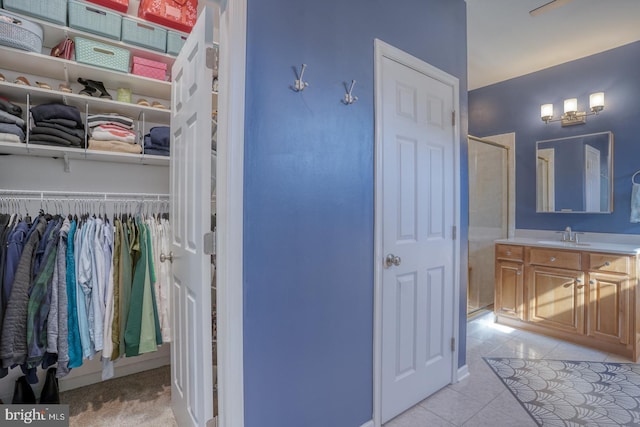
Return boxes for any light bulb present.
[590,92,604,113]
[541,104,553,122]
[564,98,578,115]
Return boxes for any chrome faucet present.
[557,226,582,243]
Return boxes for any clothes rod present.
[0,189,169,200]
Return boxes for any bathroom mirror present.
[536,131,613,213]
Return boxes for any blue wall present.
[469,41,640,234]
[243,1,468,426]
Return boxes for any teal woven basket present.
[166,31,187,56]
[68,0,121,40]
[75,37,130,73]
[3,0,67,26]
[122,18,166,53]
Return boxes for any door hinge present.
[452,111,456,126]
[450,337,456,352]
[452,225,457,240]
[206,47,216,70]
[204,231,216,255]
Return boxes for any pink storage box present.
[132,56,167,81]
[85,0,129,13]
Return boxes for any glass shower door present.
[468,137,509,313]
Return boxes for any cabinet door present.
[528,266,585,334]
[588,273,630,345]
[495,260,524,320]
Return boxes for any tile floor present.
[384,310,632,427]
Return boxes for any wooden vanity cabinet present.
[586,252,634,346]
[495,245,524,320]
[527,247,585,335]
[494,243,639,361]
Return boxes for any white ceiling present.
[466,0,640,90]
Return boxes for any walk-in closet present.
[0,0,222,425]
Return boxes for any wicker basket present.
[122,18,167,53]
[0,10,43,53]
[75,37,130,73]
[3,0,67,26]
[68,0,122,40]
[166,30,187,56]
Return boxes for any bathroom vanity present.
[494,238,640,361]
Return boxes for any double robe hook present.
[291,64,309,92]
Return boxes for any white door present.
[170,7,215,427]
[585,144,601,212]
[379,53,457,422]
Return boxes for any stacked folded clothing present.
[87,113,141,154]
[0,96,25,143]
[143,126,170,156]
[29,103,85,148]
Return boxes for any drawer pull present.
[550,257,556,262]
[506,250,512,255]
[589,280,595,285]
[516,271,521,276]
[604,261,611,267]
[575,278,582,283]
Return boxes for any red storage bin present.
[138,0,197,34]
[85,0,129,13]
[132,56,168,81]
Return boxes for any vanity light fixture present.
[540,92,605,126]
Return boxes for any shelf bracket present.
[63,152,71,173]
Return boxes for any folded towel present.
[88,139,142,154]
[0,123,25,140]
[631,183,640,223]
[0,132,21,144]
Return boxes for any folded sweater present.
[91,124,136,144]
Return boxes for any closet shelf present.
[0,45,172,100]
[2,8,205,68]
[0,81,171,123]
[0,141,169,166]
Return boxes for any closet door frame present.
[216,0,247,426]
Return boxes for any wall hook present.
[342,80,358,105]
[291,64,309,92]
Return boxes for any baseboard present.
[59,344,171,392]
[360,420,374,427]
[457,364,470,382]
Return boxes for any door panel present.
[381,55,455,423]
[588,273,629,344]
[170,7,214,427]
[528,266,585,335]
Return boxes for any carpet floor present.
[484,357,640,426]
[59,366,177,427]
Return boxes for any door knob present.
[160,251,174,263]
[385,254,401,267]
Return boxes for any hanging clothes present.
[0,216,47,369]
[66,219,83,370]
[0,200,171,384]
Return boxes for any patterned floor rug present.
[484,357,640,426]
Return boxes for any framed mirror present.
[536,131,613,213]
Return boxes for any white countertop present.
[495,237,640,255]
